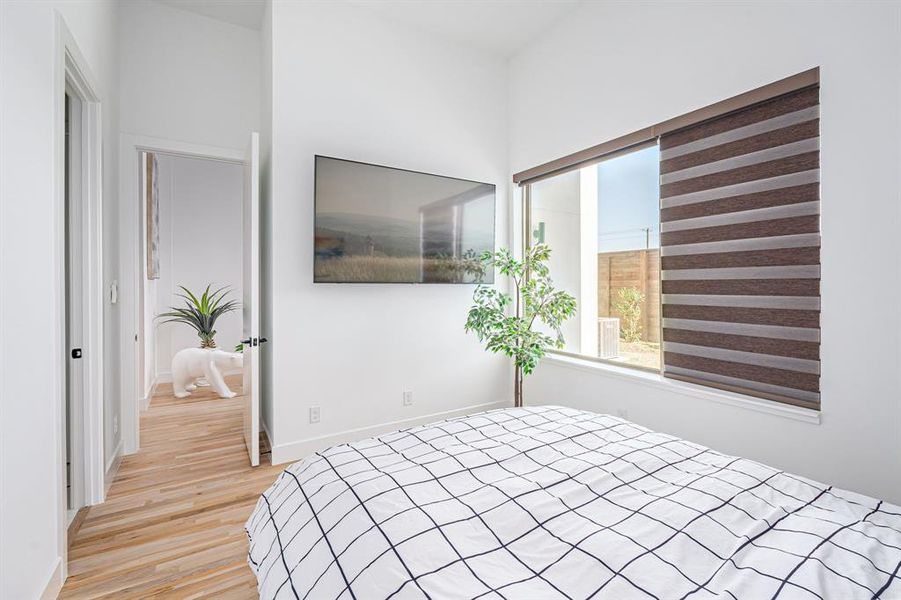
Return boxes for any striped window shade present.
[659,85,820,409]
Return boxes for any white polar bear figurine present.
[172,348,243,399]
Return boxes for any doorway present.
[137,152,245,408]
[119,134,261,467]
[57,27,107,568]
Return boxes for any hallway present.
[61,377,282,598]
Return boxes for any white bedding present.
[246,406,901,599]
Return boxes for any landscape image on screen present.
[314,157,496,283]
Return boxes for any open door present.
[242,132,261,466]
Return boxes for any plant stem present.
[514,364,523,408]
[514,273,523,408]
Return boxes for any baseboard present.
[40,557,63,600]
[67,506,90,551]
[270,400,510,465]
[261,418,272,445]
[104,437,123,496]
[260,417,273,458]
[141,387,152,412]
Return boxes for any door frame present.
[118,134,243,454]
[53,12,106,581]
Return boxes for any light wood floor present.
[60,376,284,598]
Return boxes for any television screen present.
[314,156,496,283]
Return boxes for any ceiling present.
[345,0,583,58]
[155,0,266,30]
[154,1,582,58]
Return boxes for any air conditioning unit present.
[598,318,620,359]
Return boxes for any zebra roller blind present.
[659,85,821,409]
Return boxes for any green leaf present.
[464,244,577,384]
[157,284,241,347]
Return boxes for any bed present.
[246,406,901,599]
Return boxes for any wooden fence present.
[597,249,660,343]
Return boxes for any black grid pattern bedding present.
[246,407,901,599]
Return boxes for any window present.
[527,144,661,371]
[518,69,821,410]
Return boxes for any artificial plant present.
[465,244,576,407]
[158,285,240,349]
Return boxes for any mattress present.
[246,406,901,599]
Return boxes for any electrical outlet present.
[403,390,413,407]
[309,406,321,424]
[113,415,119,435]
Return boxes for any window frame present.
[522,145,664,374]
[515,67,822,409]
[513,69,819,185]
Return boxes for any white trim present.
[104,437,124,497]
[141,376,156,412]
[261,415,274,464]
[64,24,106,508]
[122,132,245,163]
[39,557,64,600]
[270,401,512,465]
[261,416,273,448]
[105,437,123,474]
[53,11,107,584]
[52,11,70,586]
[118,134,244,456]
[541,353,821,425]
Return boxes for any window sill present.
[541,353,821,425]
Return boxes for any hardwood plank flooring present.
[61,376,284,598]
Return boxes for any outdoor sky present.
[596,144,660,253]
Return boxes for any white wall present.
[529,167,599,356]
[153,154,244,376]
[0,1,119,597]
[509,1,901,503]
[267,1,511,462]
[119,0,260,150]
[530,171,583,351]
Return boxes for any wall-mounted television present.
[314,156,496,283]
